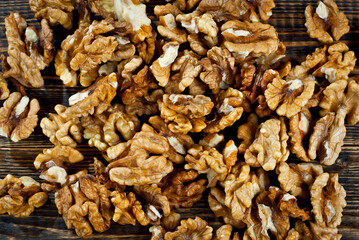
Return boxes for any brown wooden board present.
[0,0,358,239]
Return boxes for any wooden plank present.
[0,0,358,239]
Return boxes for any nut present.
[305,0,350,44]
[176,10,218,38]
[160,169,206,209]
[159,94,214,134]
[276,162,323,199]
[0,174,48,217]
[213,224,240,240]
[199,133,225,148]
[237,113,259,154]
[0,92,40,142]
[29,0,74,29]
[204,88,244,133]
[164,217,213,240]
[0,73,9,100]
[244,118,289,171]
[55,175,112,237]
[310,173,346,228]
[125,89,164,116]
[55,73,118,120]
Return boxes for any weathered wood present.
[0,0,359,239]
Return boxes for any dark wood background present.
[0,0,358,239]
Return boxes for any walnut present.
[199,47,237,94]
[55,19,134,86]
[267,187,311,221]
[167,0,201,11]
[34,146,84,186]
[165,50,202,94]
[198,0,275,22]
[106,124,173,185]
[164,217,213,240]
[55,175,112,237]
[55,73,118,120]
[213,224,240,240]
[0,174,48,217]
[0,73,9,100]
[199,133,225,148]
[150,225,166,240]
[160,169,206,209]
[161,211,181,231]
[159,94,214,134]
[221,20,279,61]
[285,229,300,240]
[1,13,54,88]
[154,4,187,43]
[151,42,180,87]
[0,92,40,142]
[308,221,342,240]
[237,113,259,154]
[276,162,323,199]
[125,89,164,116]
[305,0,350,44]
[149,115,194,164]
[223,163,269,222]
[244,118,290,171]
[208,187,246,229]
[311,172,346,228]
[40,113,82,148]
[110,191,150,226]
[94,157,124,191]
[134,184,171,221]
[320,79,359,125]
[205,88,244,133]
[308,111,346,165]
[82,103,140,151]
[264,77,315,118]
[29,0,74,29]
[176,10,218,38]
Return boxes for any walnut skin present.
[159,94,214,134]
[176,10,218,38]
[55,73,118,120]
[34,146,84,186]
[164,217,213,240]
[0,92,40,142]
[0,73,9,100]
[106,124,173,185]
[237,113,259,154]
[265,77,315,118]
[0,174,48,217]
[311,173,346,228]
[160,169,206,209]
[244,118,290,171]
[55,175,112,237]
[305,0,350,44]
[221,20,279,61]
[213,224,240,240]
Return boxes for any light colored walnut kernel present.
[176,10,218,38]
[164,217,213,240]
[213,224,240,240]
[276,162,323,199]
[159,94,214,134]
[265,77,315,118]
[0,73,9,100]
[34,146,84,186]
[0,92,40,142]
[204,88,244,133]
[237,113,259,154]
[150,225,166,240]
[0,174,48,217]
[311,173,346,228]
[40,113,82,148]
[55,175,112,238]
[305,0,350,44]
[106,124,173,185]
[55,73,118,120]
[221,20,279,61]
[244,118,289,171]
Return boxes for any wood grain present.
[0,0,358,239]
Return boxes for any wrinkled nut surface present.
[0,174,48,217]
[221,20,279,61]
[0,92,40,142]
[244,118,290,171]
[164,216,213,240]
[34,146,84,186]
[0,73,9,100]
[265,77,315,118]
[213,224,240,240]
[54,175,112,238]
[29,0,74,29]
[311,172,346,228]
[55,73,118,120]
[237,113,259,154]
[159,94,214,134]
[107,124,173,185]
[305,0,350,44]
[176,10,218,38]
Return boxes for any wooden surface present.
[0,0,359,239]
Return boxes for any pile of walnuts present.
[0,0,355,238]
